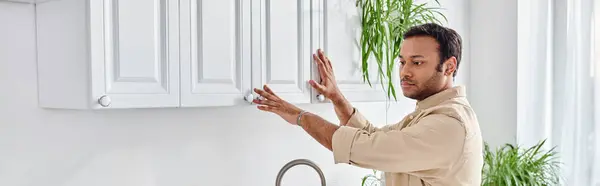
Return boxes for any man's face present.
[398,36,449,100]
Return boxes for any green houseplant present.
[482,139,562,186]
[355,0,447,100]
[360,169,383,186]
[359,139,562,186]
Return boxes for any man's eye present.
[413,61,422,65]
[399,61,406,65]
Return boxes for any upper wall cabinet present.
[252,0,313,104]
[179,0,252,107]
[178,0,313,107]
[33,0,385,109]
[36,0,180,109]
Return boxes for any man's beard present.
[403,72,445,101]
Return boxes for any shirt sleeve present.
[345,108,389,133]
[331,113,466,173]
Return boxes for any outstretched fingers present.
[253,85,286,113]
[254,98,278,106]
[262,85,280,100]
[254,87,279,101]
[313,53,327,81]
[309,80,327,93]
[318,49,333,72]
[257,105,276,112]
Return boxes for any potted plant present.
[361,169,383,186]
[359,139,562,186]
[355,0,447,100]
[482,139,562,186]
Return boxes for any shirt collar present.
[415,86,466,110]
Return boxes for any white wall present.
[469,0,518,148]
[0,1,470,186]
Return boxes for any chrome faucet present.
[275,159,326,186]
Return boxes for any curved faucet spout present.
[275,159,326,186]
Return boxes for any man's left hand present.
[253,85,304,125]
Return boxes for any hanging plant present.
[355,0,447,100]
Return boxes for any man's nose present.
[400,66,411,79]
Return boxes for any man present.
[252,23,483,186]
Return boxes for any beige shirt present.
[331,86,483,186]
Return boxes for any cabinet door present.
[252,0,313,104]
[89,0,180,109]
[316,0,386,102]
[180,0,253,107]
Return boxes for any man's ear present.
[444,57,457,76]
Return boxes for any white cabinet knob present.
[244,93,254,103]
[98,95,111,107]
[317,94,325,102]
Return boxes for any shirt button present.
[409,115,414,119]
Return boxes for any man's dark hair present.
[402,23,462,77]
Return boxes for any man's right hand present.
[309,49,354,125]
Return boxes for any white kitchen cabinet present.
[36,0,180,109]
[177,0,386,106]
[316,0,387,102]
[32,0,385,109]
[252,0,313,104]
[179,0,253,107]
[179,0,313,107]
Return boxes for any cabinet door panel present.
[180,0,252,107]
[254,0,312,103]
[318,0,386,102]
[90,0,180,108]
